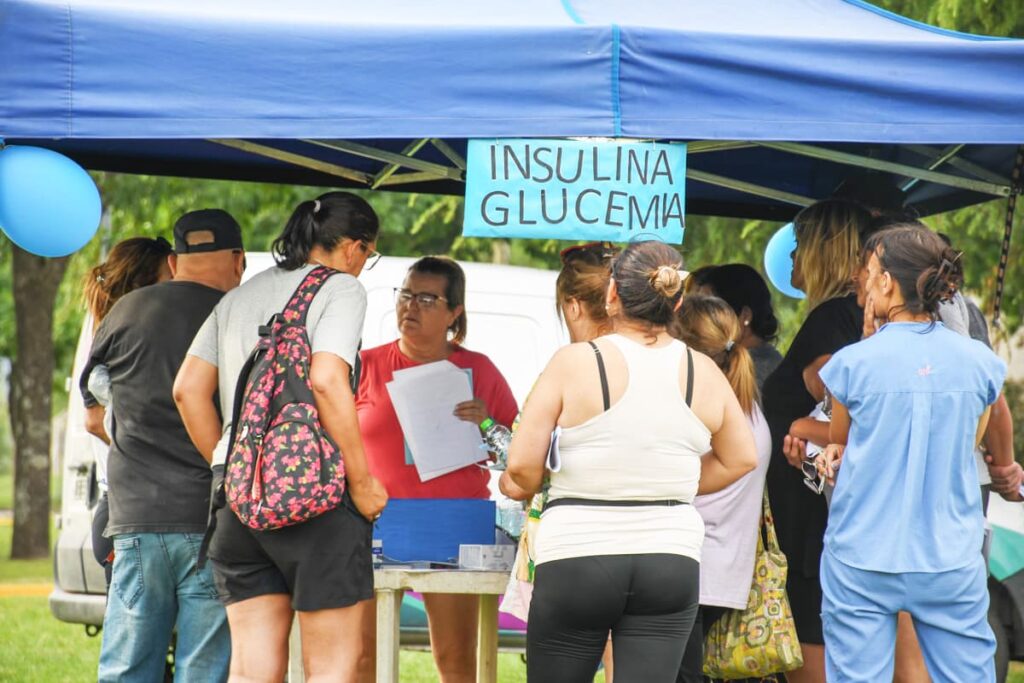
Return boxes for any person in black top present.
[686,263,783,393]
[761,198,872,683]
[82,209,245,683]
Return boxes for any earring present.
[743,320,749,326]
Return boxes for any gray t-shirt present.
[749,342,783,395]
[188,264,367,466]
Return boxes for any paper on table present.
[386,361,485,482]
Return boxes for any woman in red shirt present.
[356,256,517,683]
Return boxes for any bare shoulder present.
[546,341,599,373]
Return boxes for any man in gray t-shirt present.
[187,263,367,467]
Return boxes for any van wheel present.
[989,603,1009,683]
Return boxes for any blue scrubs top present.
[820,322,1006,573]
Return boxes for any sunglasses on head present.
[559,241,619,265]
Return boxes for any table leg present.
[287,616,304,683]
[476,593,499,683]
[376,588,404,683]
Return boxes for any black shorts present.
[208,496,374,612]
[786,570,825,645]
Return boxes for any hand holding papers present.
[386,361,486,482]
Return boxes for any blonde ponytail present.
[672,295,757,415]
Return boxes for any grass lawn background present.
[0,518,1017,682]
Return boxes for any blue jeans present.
[98,532,230,683]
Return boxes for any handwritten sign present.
[463,139,686,244]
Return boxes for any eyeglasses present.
[394,288,448,309]
[559,241,619,265]
[361,243,382,271]
[802,455,825,495]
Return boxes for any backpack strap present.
[198,335,264,570]
[281,265,337,327]
[587,341,610,412]
[227,340,263,454]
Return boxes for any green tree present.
[5,0,1024,556]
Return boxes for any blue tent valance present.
[2,0,1022,218]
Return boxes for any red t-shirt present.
[356,340,518,499]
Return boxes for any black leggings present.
[527,554,700,683]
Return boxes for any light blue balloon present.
[763,223,805,299]
[0,145,102,257]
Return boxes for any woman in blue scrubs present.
[818,225,1006,683]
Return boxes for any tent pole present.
[757,141,1012,197]
[371,139,430,189]
[307,140,463,180]
[687,141,756,154]
[208,139,371,185]
[377,171,458,187]
[430,139,467,170]
[904,145,1011,185]
[687,169,814,207]
[900,144,964,192]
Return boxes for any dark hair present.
[272,191,379,270]
[611,240,684,327]
[693,263,779,343]
[832,172,909,216]
[864,225,963,318]
[408,256,468,345]
[83,236,173,325]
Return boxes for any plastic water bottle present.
[479,418,512,470]
[496,497,526,540]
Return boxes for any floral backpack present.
[225,266,346,530]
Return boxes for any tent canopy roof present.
[2,0,1022,219]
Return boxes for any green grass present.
[0,594,1016,682]
[0,522,1016,683]
[0,597,101,683]
[0,472,11,511]
[0,518,53,583]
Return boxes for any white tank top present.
[534,334,712,565]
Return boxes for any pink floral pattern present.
[225,267,346,530]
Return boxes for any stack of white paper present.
[385,360,486,482]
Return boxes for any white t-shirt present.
[86,364,113,491]
[187,264,367,467]
[694,404,772,609]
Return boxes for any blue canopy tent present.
[1,0,1023,219]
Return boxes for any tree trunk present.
[9,246,69,559]
[490,239,511,265]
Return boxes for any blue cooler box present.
[372,498,496,564]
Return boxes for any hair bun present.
[650,265,683,299]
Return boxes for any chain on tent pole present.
[992,146,1024,330]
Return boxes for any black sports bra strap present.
[588,341,610,411]
[685,347,694,408]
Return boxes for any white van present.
[50,254,566,628]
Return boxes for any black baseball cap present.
[173,209,244,254]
